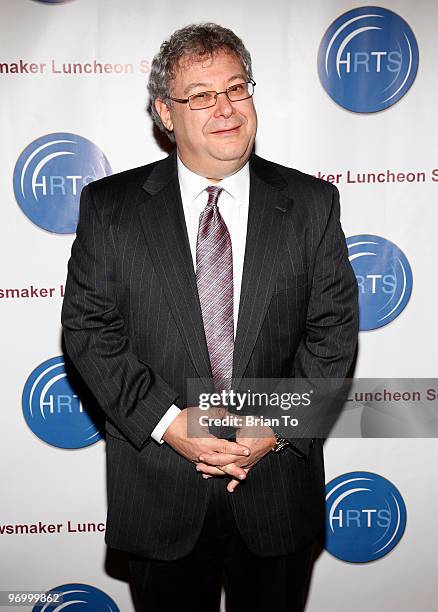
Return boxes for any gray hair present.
[148,23,253,142]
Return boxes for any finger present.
[215,462,247,480]
[227,467,250,492]
[227,478,240,493]
[209,440,251,457]
[195,463,225,476]
[198,452,246,466]
[197,461,247,480]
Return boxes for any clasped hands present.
[163,406,276,493]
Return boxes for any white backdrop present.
[1,0,437,610]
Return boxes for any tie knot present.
[205,186,223,207]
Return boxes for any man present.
[61,23,358,612]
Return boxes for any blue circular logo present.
[325,471,407,563]
[22,356,102,449]
[347,234,412,331]
[318,6,419,112]
[33,583,119,611]
[13,132,111,234]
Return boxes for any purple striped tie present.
[196,186,234,391]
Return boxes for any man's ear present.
[155,98,174,132]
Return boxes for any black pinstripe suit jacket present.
[61,151,358,560]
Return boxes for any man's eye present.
[229,84,244,93]
[192,92,209,100]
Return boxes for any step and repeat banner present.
[1,0,437,610]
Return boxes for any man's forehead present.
[173,48,245,79]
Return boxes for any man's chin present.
[209,143,252,164]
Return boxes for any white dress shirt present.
[150,155,250,443]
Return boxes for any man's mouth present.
[210,126,241,135]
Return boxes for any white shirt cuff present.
[150,404,181,444]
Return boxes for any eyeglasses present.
[168,79,256,110]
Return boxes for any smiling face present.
[155,49,257,180]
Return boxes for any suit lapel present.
[138,153,212,380]
[233,156,293,381]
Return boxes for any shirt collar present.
[177,154,249,205]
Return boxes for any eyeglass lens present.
[189,82,254,109]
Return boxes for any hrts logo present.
[22,356,102,449]
[318,6,419,112]
[32,583,119,611]
[325,471,407,562]
[347,234,412,331]
[13,132,111,233]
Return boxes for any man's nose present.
[214,91,234,118]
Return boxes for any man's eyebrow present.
[184,82,210,95]
[183,74,247,95]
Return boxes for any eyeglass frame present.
[167,78,256,110]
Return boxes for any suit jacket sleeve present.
[286,184,359,458]
[61,183,179,449]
